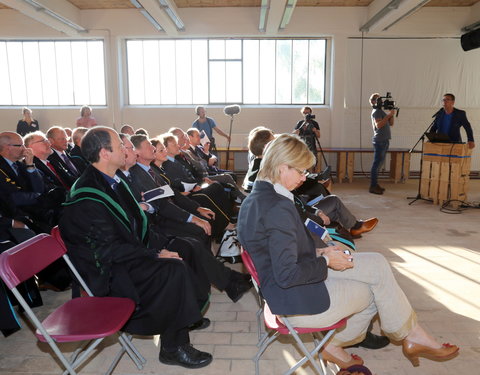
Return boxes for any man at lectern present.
[431,93,475,149]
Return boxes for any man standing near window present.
[293,106,320,163]
[369,93,395,195]
[431,93,475,149]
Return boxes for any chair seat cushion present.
[35,297,135,342]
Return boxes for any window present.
[0,40,106,106]
[126,38,327,105]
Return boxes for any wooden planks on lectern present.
[420,142,472,209]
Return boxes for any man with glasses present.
[431,93,475,149]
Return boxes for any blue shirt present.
[438,112,453,135]
[192,117,216,139]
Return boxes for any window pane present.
[259,40,275,104]
[88,41,106,105]
[276,40,292,104]
[308,40,326,104]
[7,42,27,105]
[143,40,160,104]
[292,40,308,104]
[71,41,90,105]
[127,40,145,105]
[226,61,242,103]
[209,61,225,103]
[226,40,241,59]
[209,40,224,59]
[191,40,209,104]
[159,41,176,104]
[39,42,59,105]
[243,40,259,104]
[176,40,193,105]
[0,42,12,105]
[23,42,43,105]
[55,41,74,105]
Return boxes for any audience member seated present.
[76,105,97,128]
[171,127,244,202]
[160,133,235,238]
[135,127,149,137]
[244,127,378,238]
[46,126,82,187]
[119,134,251,303]
[120,124,135,135]
[64,127,74,152]
[69,127,89,168]
[59,127,213,369]
[16,107,39,136]
[237,134,459,370]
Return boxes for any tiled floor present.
[1,178,480,375]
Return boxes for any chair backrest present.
[240,247,261,286]
[0,234,66,289]
[51,226,66,249]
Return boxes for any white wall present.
[0,6,478,170]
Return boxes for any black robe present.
[59,165,206,338]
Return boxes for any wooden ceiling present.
[0,0,478,10]
[57,0,480,9]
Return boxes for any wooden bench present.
[216,147,416,184]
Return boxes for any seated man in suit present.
[46,126,83,187]
[59,126,213,369]
[119,134,251,303]
[160,133,235,238]
[69,127,89,167]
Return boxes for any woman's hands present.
[321,245,354,271]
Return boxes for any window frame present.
[124,37,330,107]
[0,38,108,108]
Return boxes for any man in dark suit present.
[24,131,69,191]
[431,93,475,149]
[120,134,251,303]
[59,127,213,369]
[0,132,46,229]
[69,127,89,169]
[46,126,81,187]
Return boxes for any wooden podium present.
[420,142,472,208]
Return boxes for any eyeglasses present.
[124,146,135,150]
[291,167,309,176]
[30,139,49,145]
[8,144,24,147]
[442,98,453,102]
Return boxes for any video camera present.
[373,92,399,110]
[305,113,316,121]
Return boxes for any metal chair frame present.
[0,233,146,375]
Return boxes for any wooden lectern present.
[420,142,472,208]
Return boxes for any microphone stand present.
[406,118,436,205]
[225,114,234,170]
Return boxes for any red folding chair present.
[0,233,146,375]
[241,247,347,375]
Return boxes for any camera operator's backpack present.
[216,228,242,264]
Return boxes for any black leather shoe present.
[188,317,210,331]
[159,344,213,369]
[225,274,252,303]
[348,332,390,350]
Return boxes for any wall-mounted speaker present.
[461,28,480,51]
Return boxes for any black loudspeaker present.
[461,29,480,51]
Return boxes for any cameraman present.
[293,106,320,161]
[369,93,395,195]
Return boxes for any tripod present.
[407,119,435,205]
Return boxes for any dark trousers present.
[370,140,389,187]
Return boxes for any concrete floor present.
[1,178,479,375]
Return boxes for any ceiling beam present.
[0,0,86,36]
[360,0,432,33]
[135,0,184,35]
[462,2,480,32]
[265,0,287,35]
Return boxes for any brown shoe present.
[350,218,378,237]
[369,185,383,195]
[402,340,459,367]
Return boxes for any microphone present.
[224,105,241,116]
[432,108,443,118]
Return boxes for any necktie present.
[61,153,79,175]
[11,162,19,175]
[46,161,69,189]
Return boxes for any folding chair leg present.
[118,333,146,370]
[61,338,104,375]
[254,330,280,375]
